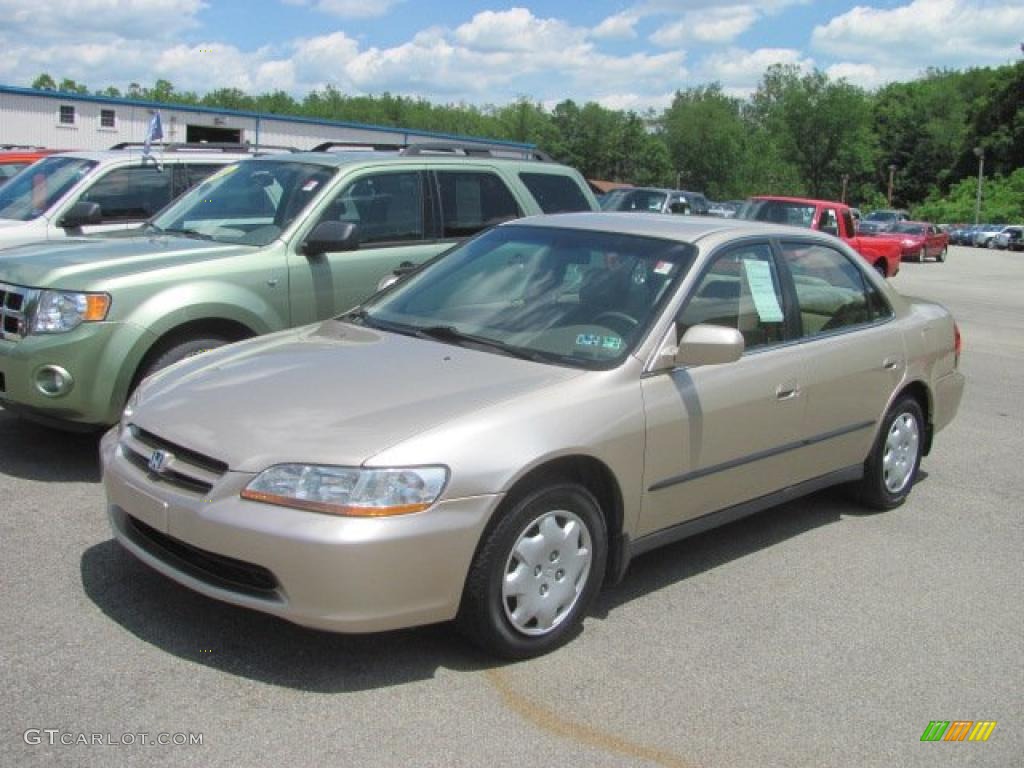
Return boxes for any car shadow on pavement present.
[593,488,854,616]
[80,539,492,692]
[0,409,102,482]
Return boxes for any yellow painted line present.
[485,668,695,768]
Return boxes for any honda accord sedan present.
[101,213,965,658]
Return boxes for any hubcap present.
[502,509,592,636]
[882,412,920,493]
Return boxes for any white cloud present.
[650,6,761,46]
[698,47,814,93]
[453,8,587,53]
[0,0,205,39]
[825,62,900,90]
[282,0,403,19]
[812,0,1024,68]
[592,12,639,40]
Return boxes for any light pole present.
[887,164,896,207]
[973,147,984,225]
[841,174,849,203]
[676,171,683,190]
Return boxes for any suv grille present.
[0,283,30,341]
[121,425,229,495]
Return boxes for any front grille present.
[125,514,280,596]
[0,282,30,341]
[121,425,228,495]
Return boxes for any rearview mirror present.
[59,201,102,228]
[302,220,359,256]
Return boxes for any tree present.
[31,73,56,90]
[57,77,89,94]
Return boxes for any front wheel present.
[457,483,607,659]
[138,336,230,383]
[936,245,947,263]
[853,395,924,510]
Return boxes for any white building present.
[0,84,532,153]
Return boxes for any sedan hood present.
[132,321,585,472]
[0,234,250,290]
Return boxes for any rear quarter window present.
[518,172,591,213]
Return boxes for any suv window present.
[326,171,425,245]
[436,171,521,238]
[781,242,890,336]
[518,172,591,213]
[678,242,786,351]
[78,166,173,222]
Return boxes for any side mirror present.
[59,201,102,228]
[302,220,359,256]
[675,324,745,367]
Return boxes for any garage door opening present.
[186,125,242,144]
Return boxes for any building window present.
[59,105,76,125]
[100,109,116,128]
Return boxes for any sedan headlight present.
[31,290,111,334]
[241,465,448,517]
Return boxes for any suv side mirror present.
[59,201,102,228]
[302,220,359,256]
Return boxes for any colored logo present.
[920,721,997,742]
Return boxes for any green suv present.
[0,144,598,428]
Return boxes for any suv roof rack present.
[309,140,553,163]
[108,142,299,154]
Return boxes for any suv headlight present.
[31,290,111,334]
[241,465,448,517]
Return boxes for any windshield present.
[151,160,337,246]
[355,225,697,369]
[737,199,815,228]
[866,211,898,222]
[600,189,669,213]
[892,223,926,235]
[0,156,98,221]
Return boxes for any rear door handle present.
[882,357,903,370]
[775,384,801,400]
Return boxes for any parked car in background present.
[859,209,910,236]
[881,221,949,262]
[708,201,739,218]
[737,195,902,277]
[600,187,694,215]
[0,143,598,429]
[102,212,964,658]
[972,224,1007,248]
[993,225,1023,251]
[0,148,58,187]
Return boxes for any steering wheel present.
[592,311,639,336]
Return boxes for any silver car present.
[101,213,965,658]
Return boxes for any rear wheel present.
[853,395,924,510]
[457,482,607,659]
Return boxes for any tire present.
[986,238,996,249]
[936,245,947,263]
[916,247,926,262]
[854,395,924,510]
[139,336,230,382]
[457,482,607,659]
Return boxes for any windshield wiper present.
[412,325,546,362]
[161,227,213,240]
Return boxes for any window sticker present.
[575,333,601,347]
[301,179,320,192]
[742,259,784,322]
[653,260,674,275]
[601,336,623,351]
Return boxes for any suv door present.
[50,164,174,237]
[287,168,441,323]
[638,240,807,536]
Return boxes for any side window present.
[518,172,591,213]
[781,242,884,336]
[819,208,839,237]
[78,166,172,222]
[319,171,424,245]
[677,242,786,351]
[176,163,224,197]
[436,171,521,238]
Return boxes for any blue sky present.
[1,1,1021,110]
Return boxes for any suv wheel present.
[139,336,230,382]
[457,483,607,658]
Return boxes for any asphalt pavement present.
[1,245,1020,767]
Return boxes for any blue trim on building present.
[0,83,534,149]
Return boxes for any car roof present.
[751,195,850,209]
[502,211,831,246]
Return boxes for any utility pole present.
[887,164,896,207]
[973,147,985,225]
[841,174,849,203]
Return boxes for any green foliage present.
[24,61,1023,210]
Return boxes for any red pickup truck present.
[738,196,901,277]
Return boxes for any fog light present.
[35,365,74,397]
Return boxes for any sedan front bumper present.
[101,429,501,633]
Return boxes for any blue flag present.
[143,111,163,156]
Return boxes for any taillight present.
[954,322,962,368]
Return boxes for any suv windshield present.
[151,159,337,246]
[737,199,816,227]
[0,156,98,221]
[356,225,696,369]
[600,189,669,213]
